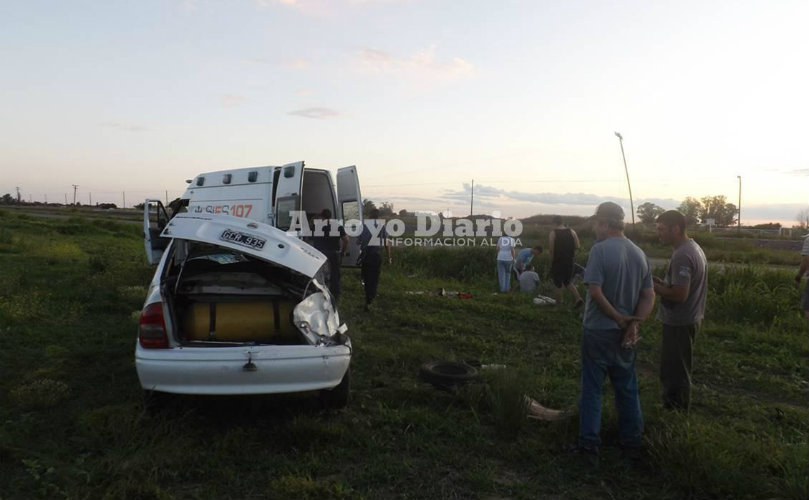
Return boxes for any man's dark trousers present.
[660,322,699,410]
[361,253,382,306]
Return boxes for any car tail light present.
[139,303,169,349]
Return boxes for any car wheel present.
[320,368,350,409]
[142,389,170,413]
[419,361,478,389]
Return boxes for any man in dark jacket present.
[359,209,391,311]
[311,209,348,301]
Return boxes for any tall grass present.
[0,209,805,500]
[708,265,802,329]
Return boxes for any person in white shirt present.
[496,235,516,293]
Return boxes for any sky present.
[1,0,807,226]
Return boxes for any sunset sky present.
[1,0,807,225]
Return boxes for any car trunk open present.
[157,215,344,347]
[172,266,301,345]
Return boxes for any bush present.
[10,379,71,410]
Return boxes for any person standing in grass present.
[574,202,655,461]
[795,233,809,324]
[496,234,516,293]
[311,209,348,301]
[653,210,708,411]
[549,215,584,308]
[359,209,390,311]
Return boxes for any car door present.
[273,161,304,232]
[336,166,363,266]
[143,199,170,265]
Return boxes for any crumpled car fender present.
[293,279,347,345]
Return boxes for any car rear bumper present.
[135,341,351,395]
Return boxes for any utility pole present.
[614,132,636,228]
[89,193,92,206]
[737,175,742,232]
[470,179,474,216]
[15,187,20,203]
[72,185,79,205]
[122,191,126,209]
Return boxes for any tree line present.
[638,197,809,229]
[636,195,739,227]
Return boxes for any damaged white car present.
[135,213,352,408]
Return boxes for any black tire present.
[320,368,350,409]
[142,389,171,413]
[419,361,478,389]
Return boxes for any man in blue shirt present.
[513,246,542,284]
[574,202,655,464]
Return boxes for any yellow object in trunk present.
[183,300,296,342]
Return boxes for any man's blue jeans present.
[578,327,643,449]
[496,260,512,292]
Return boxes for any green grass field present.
[0,209,806,499]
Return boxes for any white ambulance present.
[143,161,363,266]
[136,161,362,407]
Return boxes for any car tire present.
[419,361,478,389]
[320,368,350,409]
[142,389,170,413]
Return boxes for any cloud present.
[100,122,149,133]
[284,58,310,69]
[221,94,248,107]
[438,183,681,209]
[256,0,331,16]
[357,45,474,82]
[787,168,809,176]
[181,0,199,11]
[262,0,406,14]
[439,183,621,206]
[288,107,342,119]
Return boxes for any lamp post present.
[614,132,635,228]
[737,175,741,232]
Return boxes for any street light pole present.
[470,179,474,216]
[614,132,635,228]
[737,175,742,232]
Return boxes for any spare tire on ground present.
[419,361,478,389]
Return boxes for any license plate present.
[220,229,266,250]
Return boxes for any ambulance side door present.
[273,161,304,232]
[143,199,170,265]
[336,166,363,266]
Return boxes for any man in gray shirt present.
[575,202,655,462]
[518,265,540,292]
[653,210,707,411]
